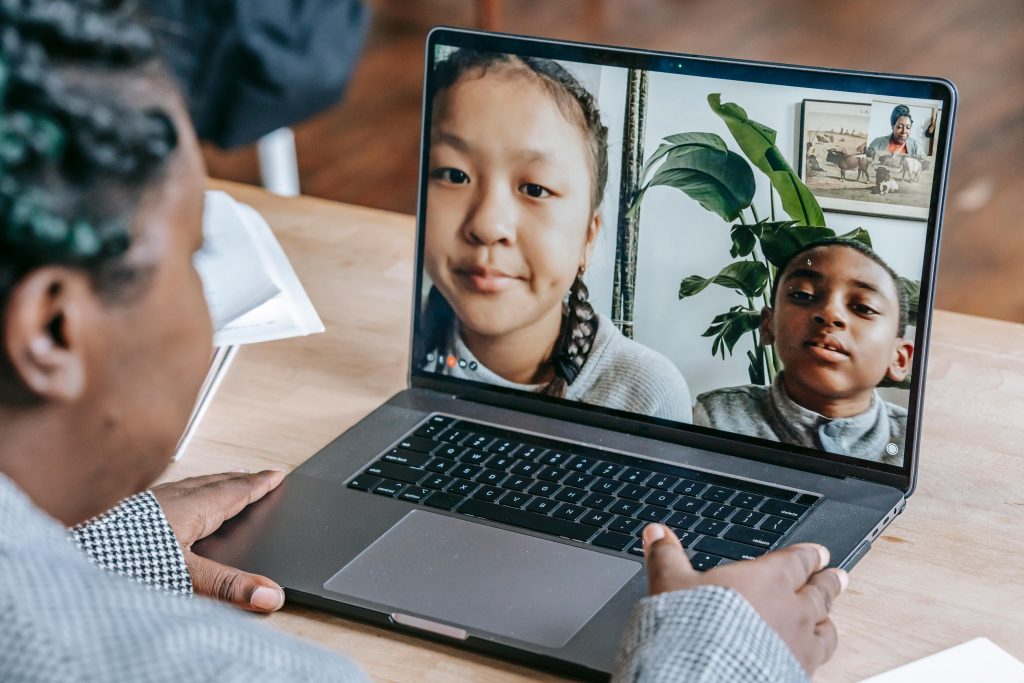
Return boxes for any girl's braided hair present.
[0,0,179,311]
[420,48,607,397]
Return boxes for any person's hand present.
[642,523,848,675]
[151,470,287,613]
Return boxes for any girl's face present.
[425,69,599,341]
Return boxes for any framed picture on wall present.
[799,99,939,221]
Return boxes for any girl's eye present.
[520,183,551,199]
[789,290,815,303]
[432,168,470,184]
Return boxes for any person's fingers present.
[153,470,253,498]
[643,524,697,596]
[188,470,286,540]
[186,552,285,613]
[813,617,839,671]
[758,543,830,590]
[799,568,847,624]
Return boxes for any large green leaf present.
[708,94,826,227]
[758,222,836,268]
[641,132,728,178]
[644,146,756,222]
[837,227,872,248]
[679,260,769,300]
[701,305,761,359]
[730,222,759,258]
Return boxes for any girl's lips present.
[456,268,520,293]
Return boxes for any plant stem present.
[750,203,760,223]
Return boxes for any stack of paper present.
[860,638,1024,682]
[173,190,325,460]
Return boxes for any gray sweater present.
[432,313,693,423]
[694,374,906,464]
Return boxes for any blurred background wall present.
[202,0,1024,323]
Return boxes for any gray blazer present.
[0,473,807,682]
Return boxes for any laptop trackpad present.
[323,510,640,648]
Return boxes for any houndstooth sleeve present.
[70,491,192,595]
[612,585,809,683]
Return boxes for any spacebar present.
[458,500,595,543]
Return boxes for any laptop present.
[197,27,956,679]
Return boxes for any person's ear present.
[581,213,601,270]
[885,339,915,382]
[3,267,95,402]
[760,306,776,346]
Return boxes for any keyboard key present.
[427,414,455,428]
[458,450,489,465]
[759,499,810,519]
[499,491,531,509]
[627,538,645,556]
[618,485,653,502]
[425,457,455,474]
[705,504,738,521]
[525,498,557,515]
[694,536,767,561]
[566,455,597,472]
[460,499,594,543]
[446,479,479,497]
[760,515,796,534]
[608,516,642,535]
[554,487,586,504]
[474,469,505,486]
[689,552,724,571]
[579,509,613,527]
[464,433,495,450]
[433,444,463,459]
[646,491,679,508]
[347,475,382,492]
[515,445,546,461]
[592,531,633,551]
[672,496,706,514]
[588,478,623,495]
[732,510,765,528]
[398,486,431,503]
[723,525,781,550]
[664,511,699,530]
[537,466,568,483]
[413,423,443,438]
[502,475,532,492]
[423,491,462,511]
[396,436,436,453]
[441,429,470,444]
[366,461,428,485]
[527,481,559,497]
[539,451,570,466]
[485,454,515,470]
[372,479,404,497]
[692,518,728,536]
[647,474,680,491]
[673,529,700,547]
[553,503,586,521]
[674,479,707,497]
[795,493,820,507]
[488,439,518,455]
[422,474,454,490]
[383,449,431,468]
[563,472,595,489]
[451,464,483,480]
[510,460,542,477]
[472,485,504,502]
[619,468,652,485]
[701,486,737,503]
[732,493,765,510]
[636,505,670,523]
[592,462,624,479]
[581,493,614,510]
[608,499,642,516]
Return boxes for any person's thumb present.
[186,552,285,613]
[643,524,697,596]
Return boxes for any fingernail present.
[643,524,665,544]
[837,569,849,591]
[250,586,284,610]
[817,545,831,568]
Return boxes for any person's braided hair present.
[0,0,179,312]
[421,48,606,397]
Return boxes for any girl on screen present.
[418,48,692,422]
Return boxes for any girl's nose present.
[463,183,516,246]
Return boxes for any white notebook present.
[861,638,1024,683]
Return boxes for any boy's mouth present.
[803,336,850,361]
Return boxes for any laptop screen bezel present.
[409,27,957,495]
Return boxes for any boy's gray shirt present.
[694,374,906,464]
[0,472,808,682]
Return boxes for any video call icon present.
[885,442,899,457]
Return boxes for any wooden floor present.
[204,0,1024,322]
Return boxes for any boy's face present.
[762,245,913,415]
[424,68,599,340]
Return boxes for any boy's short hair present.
[769,238,909,337]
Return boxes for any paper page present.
[860,638,1024,683]
[173,345,239,461]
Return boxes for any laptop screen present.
[413,30,954,477]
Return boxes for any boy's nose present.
[463,185,516,246]
[813,310,847,329]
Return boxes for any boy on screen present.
[694,239,914,464]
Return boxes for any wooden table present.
[163,180,1024,682]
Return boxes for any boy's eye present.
[788,290,815,303]
[431,168,470,184]
[851,303,880,316]
[520,183,551,199]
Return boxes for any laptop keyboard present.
[347,415,821,570]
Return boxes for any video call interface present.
[415,43,946,469]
